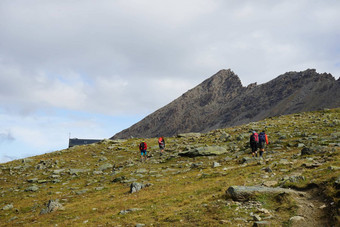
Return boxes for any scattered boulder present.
[302,162,322,169]
[226,186,298,202]
[212,162,221,168]
[98,156,108,162]
[328,166,340,171]
[135,224,145,227]
[179,146,227,157]
[2,204,13,210]
[135,168,148,174]
[25,185,39,192]
[75,189,89,195]
[119,208,142,215]
[282,175,306,184]
[263,167,272,173]
[191,162,204,169]
[53,169,65,174]
[112,176,127,183]
[279,159,290,165]
[130,182,152,193]
[241,157,257,164]
[252,214,262,221]
[37,179,48,184]
[27,178,39,183]
[219,132,231,142]
[297,143,305,148]
[40,199,64,214]
[93,171,103,175]
[130,182,145,193]
[301,147,315,156]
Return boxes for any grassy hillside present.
[0,108,339,226]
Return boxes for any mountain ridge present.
[112,69,340,139]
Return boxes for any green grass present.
[0,108,339,226]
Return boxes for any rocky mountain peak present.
[112,69,340,139]
[200,69,243,91]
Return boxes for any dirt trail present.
[290,188,331,227]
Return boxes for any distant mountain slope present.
[112,69,340,139]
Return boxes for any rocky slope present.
[0,108,339,226]
[112,69,340,139]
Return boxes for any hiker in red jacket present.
[139,140,147,162]
[158,136,165,155]
[250,131,259,157]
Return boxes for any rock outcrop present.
[112,69,340,139]
[40,199,64,214]
[179,146,227,157]
[226,186,300,202]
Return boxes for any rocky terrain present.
[112,69,340,139]
[0,108,339,226]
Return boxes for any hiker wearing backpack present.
[139,140,148,162]
[250,131,259,157]
[258,131,269,158]
[158,136,165,155]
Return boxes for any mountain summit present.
[112,69,340,139]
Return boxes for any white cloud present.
[0,0,339,161]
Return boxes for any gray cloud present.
[0,0,339,162]
[0,0,339,116]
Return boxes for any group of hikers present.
[139,136,165,162]
[250,130,269,158]
[138,131,268,162]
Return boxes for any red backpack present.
[251,133,259,143]
[140,142,147,150]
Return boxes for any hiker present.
[258,131,269,158]
[250,131,259,157]
[158,136,165,154]
[139,140,148,162]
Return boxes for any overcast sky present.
[1,0,339,163]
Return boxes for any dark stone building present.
[68,138,102,148]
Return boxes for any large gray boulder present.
[130,182,145,193]
[129,182,152,193]
[179,146,227,157]
[226,186,298,201]
[40,199,64,214]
